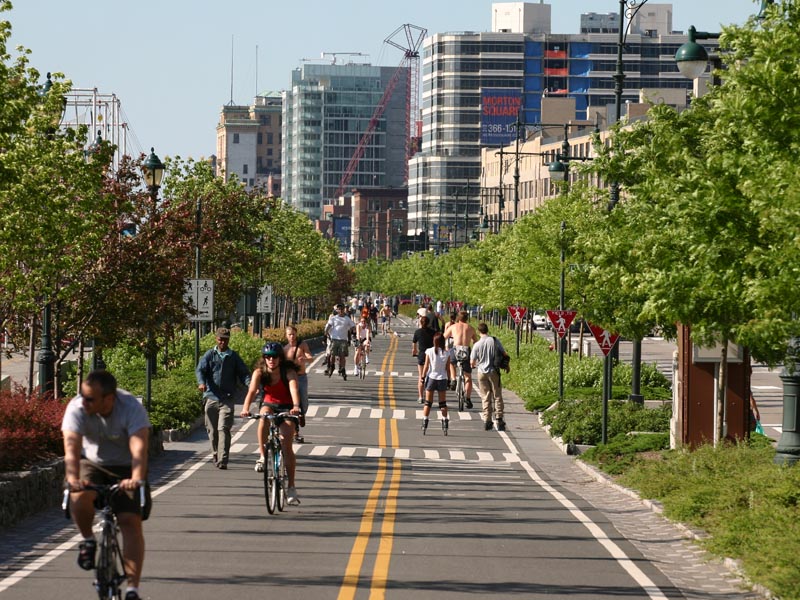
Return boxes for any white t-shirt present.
[425,347,452,380]
[61,389,151,466]
[327,314,356,340]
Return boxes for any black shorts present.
[79,459,152,519]
[261,405,298,428]
[425,378,448,392]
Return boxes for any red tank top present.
[262,373,291,406]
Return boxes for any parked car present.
[531,311,549,330]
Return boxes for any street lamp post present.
[559,221,566,401]
[37,72,67,396]
[142,148,165,413]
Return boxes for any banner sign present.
[480,88,522,146]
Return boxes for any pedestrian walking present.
[195,327,251,469]
[471,323,510,431]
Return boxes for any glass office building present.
[282,63,408,219]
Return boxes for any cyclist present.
[61,370,151,600]
[369,302,379,335]
[380,303,393,335]
[353,314,372,376]
[444,310,479,408]
[325,303,356,379]
[284,325,312,443]
[241,342,302,505]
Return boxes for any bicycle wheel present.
[96,524,125,600]
[264,442,277,514]
[457,372,466,412]
[359,354,367,379]
[275,440,287,512]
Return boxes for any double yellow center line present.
[338,334,401,600]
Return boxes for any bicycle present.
[246,412,299,514]
[353,338,368,379]
[455,360,467,412]
[63,483,145,600]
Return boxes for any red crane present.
[333,24,427,199]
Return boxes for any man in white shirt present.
[324,303,356,380]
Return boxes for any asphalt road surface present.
[0,317,760,599]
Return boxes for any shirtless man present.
[443,311,479,409]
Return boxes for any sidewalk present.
[502,385,764,600]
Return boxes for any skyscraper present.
[281,62,408,219]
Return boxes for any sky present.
[7,1,763,161]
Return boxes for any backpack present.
[492,337,510,371]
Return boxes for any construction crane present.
[321,52,369,65]
[333,24,427,199]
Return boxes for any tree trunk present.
[716,341,728,446]
[77,338,85,396]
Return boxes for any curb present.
[537,412,777,600]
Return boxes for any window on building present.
[233,133,240,144]
[243,164,248,174]
[258,132,263,144]
[267,132,274,144]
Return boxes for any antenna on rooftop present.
[227,35,235,106]
[255,45,259,97]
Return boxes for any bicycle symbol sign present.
[185,279,214,322]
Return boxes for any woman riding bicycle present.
[354,315,372,375]
[241,342,302,506]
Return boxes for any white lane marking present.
[370,408,383,419]
[449,450,466,461]
[392,409,405,420]
[501,431,669,600]
[347,407,362,418]
[459,412,473,420]
[306,405,320,418]
[338,447,356,457]
[424,449,440,460]
[390,371,399,377]
[326,406,341,418]
[367,447,383,458]
[309,445,329,456]
[394,448,410,459]
[229,443,247,454]
[477,451,494,462]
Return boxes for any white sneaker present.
[286,487,301,506]
[365,356,369,364]
[353,367,359,375]
[254,457,264,472]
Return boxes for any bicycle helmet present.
[262,342,283,358]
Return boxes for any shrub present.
[581,433,670,475]
[540,397,671,445]
[0,390,66,472]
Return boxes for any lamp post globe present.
[675,27,709,79]
[548,159,567,182]
[143,147,165,190]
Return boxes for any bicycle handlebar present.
[243,412,299,422]
[62,481,146,511]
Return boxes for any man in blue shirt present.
[195,327,251,469]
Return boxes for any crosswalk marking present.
[311,368,415,378]
[227,443,514,463]
[301,405,479,421]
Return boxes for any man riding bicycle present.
[443,310,479,409]
[61,370,151,600]
[354,315,372,376]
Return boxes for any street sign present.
[257,285,273,314]
[546,310,577,339]
[185,279,214,322]
[507,305,527,325]
[588,322,620,357]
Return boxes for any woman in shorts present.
[241,342,302,505]
[419,332,453,434]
